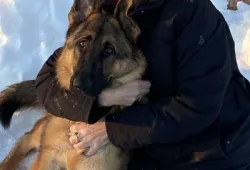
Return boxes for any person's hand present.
[98,80,151,107]
[68,122,108,156]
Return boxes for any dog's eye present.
[104,45,115,56]
[79,40,88,49]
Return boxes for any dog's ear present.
[68,0,104,26]
[66,0,104,37]
[114,0,144,44]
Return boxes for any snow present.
[0,0,250,169]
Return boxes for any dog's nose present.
[72,76,93,93]
[72,77,81,89]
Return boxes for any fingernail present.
[71,138,78,145]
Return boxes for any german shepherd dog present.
[0,0,147,169]
[227,0,250,10]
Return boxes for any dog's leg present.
[0,133,34,170]
[29,156,39,170]
[0,116,47,170]
[65,150,83,170]
[65,145,128,170]
[30,151,58,170]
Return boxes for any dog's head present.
[56,0,146,96]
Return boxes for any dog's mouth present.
[70,74,112,96]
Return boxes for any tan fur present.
[56,48,76,90]
[0,0,148,170]
[227,0,250,10]
[0,116,47,170]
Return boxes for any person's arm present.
[35,48,110,123]
[104,1,233,149]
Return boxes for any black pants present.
[127,117,250,170]
[127,154,159,170]
[128,145,250,170]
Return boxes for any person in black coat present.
[35,0,250,169]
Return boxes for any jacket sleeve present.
[35,48,111,123]
[105,1,233,149]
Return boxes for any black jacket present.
[35,0,250,169]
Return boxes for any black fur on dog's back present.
[0,80,40,129]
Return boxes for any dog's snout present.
[71,69,107,96]
[72,75,93,94]
[72,77,81,89]
[82,78,92,92]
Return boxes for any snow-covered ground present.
[0,0,249,169]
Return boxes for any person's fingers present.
[67,131,76,137]
[69,135,79,145]
[76,131,86,141]
[73,140,90,151]
[137,87,150,98]
[141,82,151,90]
[76,149,86,155]
[136,81,150,94]
[141,88,150,96]
[84,138,108,156]
[70,123,82,133]
[98,88,116,107]
[70,122,88,135]
[77,126,95,141]
[123,100,135,106]
[136,80,151,89]
[84,144,99,156]
[76,147,90,155]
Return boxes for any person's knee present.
[127,154,159,170]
